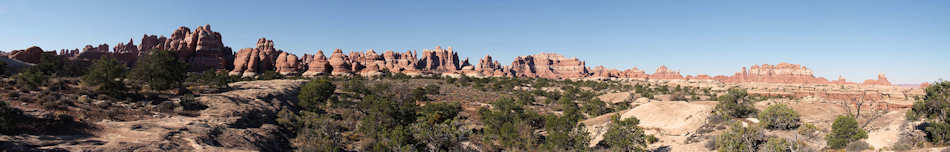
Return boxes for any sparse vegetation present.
[908,81,950,145]
[602,114,656,151]
[14,69,46,90]
[479,98,543,150]
[714,88,757,119]
[757,104,801,130]
[826,115,868,149]
[716,122,765,152]
[297,79,336,112]
[186,70,230,90]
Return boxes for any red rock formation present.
[230,38,279,77]
[8,46,45,64]
[302,50,330,76]
[475,55,505,77]
[76,44,111,61]
[328,49,352,76]
[113,39,140,66]
[138,25,233,72]
[355,50,385,76]
[509,53,588,79]
[419,46,461,73]
[686,74,713,80]
[648,65,683,80]
[275,52,300,75]
[717,63,828,84]
[58,49,79,57]
[830,76,855,85]
[619,68,648,79]
[862,73,892,86]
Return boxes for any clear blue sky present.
[1,0,947,84]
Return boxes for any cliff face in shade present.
[7,46,46,64]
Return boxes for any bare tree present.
[840,91,887,129]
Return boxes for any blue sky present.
[1,0,947,84]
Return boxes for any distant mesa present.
[1,24,894,86]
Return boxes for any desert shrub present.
[907,81,950,145]
[14,69,46,90]
[82,57,127,97]
[797,123,820,139]
[479,98,544,150]
[845,141,872,152]
[925,122,950,145]
[342,78,370,94]
[179,94,206,111]
[826,115,868,149]
[285,111,345,151]
[411,104,470,152]
[602,114,656,151]
[907,81,950,121]
[128,50,188,91]
[0,61,6,76]
[716,122,766,152]
[541,114,590,151]
[714,88,757,119]
[582,98,610,117]
[759,137,794,152]
[757,104,801,130]
[298,79,336,112]
[186,70,229,89]
[358,95,419,151]
[31,54,65,76]
[417,102,460,124]
[409,86,432,102]
[0,101,24,134]
[410,118,469,151]
[156,101,177,113]
[256,70,282,80]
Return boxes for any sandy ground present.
[597,91,634,103]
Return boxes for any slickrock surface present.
[0,80,304,151]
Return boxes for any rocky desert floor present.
[1,76,947,152]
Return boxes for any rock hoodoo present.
[302,50,330,77]
[230,38,279,77]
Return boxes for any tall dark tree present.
[128,50,188,91]
[82,57,127,97]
